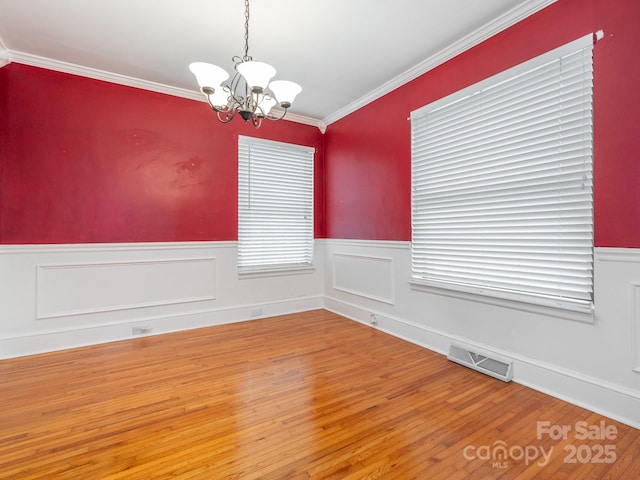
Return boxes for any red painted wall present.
[3,0,638,247]
[324,0,640,248]
[0,64,325,243]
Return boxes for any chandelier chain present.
[243,0,250,61]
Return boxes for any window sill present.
[238,265,316,279]
[410,279,595,324]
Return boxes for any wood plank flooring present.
[0,310,638,479]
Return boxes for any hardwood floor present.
[1,310,638,479]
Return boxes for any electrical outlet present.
[132,326,152,335]
[370,314,378,325]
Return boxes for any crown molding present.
[282,111,327,133]
[0,35,10,68]
[10,50,203,100]
[8,50,326,132]
[322,0,557,126]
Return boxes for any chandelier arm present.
[251,114,262,128]
[249,90,261,113]
[205,93,227,113]
[216,109,237,124]
[254,104,267,119]
[226,73,248,110]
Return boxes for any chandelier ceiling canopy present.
[189,0,301,128]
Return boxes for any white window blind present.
[410,34,594,313]
[238,136,314,272]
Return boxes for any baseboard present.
[325,296,640,430]
[0,295,324,359]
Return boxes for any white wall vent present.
[447,344,513,382]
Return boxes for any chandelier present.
[189,0,302,128]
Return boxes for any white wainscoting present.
[332,252,394,304]
[324,240,640,429]
[36,257,216,319]
[633,283,640,374]
[0,241,324,359]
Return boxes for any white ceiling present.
[0,0,554,127]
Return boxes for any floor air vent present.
[447,344,513,382]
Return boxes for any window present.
[410,34,594,314]
[238,136,314,274]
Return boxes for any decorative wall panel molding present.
[633,283,640,374]
[36,258,216,319]
[0,240,325,358]
[332,253,394,304]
